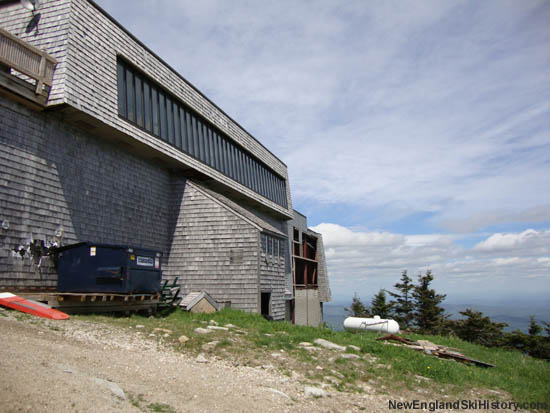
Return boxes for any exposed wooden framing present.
[292,254,318,264]
[292,257,296,286]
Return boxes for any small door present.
[261,292,271,316]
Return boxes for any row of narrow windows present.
[261,234,284,258]
[116,58,288,208]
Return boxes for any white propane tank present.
[343,315,400,334]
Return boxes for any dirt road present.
[0,312,388,412]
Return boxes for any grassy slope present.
[75,309,550,406]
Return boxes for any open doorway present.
[261,292,271,317]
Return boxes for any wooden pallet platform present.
[19,292,159,314]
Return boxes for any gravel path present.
[0,313,389,412]
[0,310,522,413]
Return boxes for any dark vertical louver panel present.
[270,173,277,203]
[266,170,272,201]
[198,121,205,162]
[225,141,232,178]
[234,146,241,182]
[159,92,167,141]
[217,136,224,173]
[247,157,253,191]
[251,160,259,193]
[243,155,250,189]
[116,60,126,117]
[227,141,233,177]
[213,132,220,170]
[206,129,214,167]
[203,126,210,165]
[144,81,151,131]
[135,75,143,128]
[151,88,159,136]
[180,108,188,152]
[241,152,248,188]
[231,144,238,180]
[238,148,244,183]
[125,68,135,122]
[277,179,283,206]
[174,102,181,149]
[166,97,174,145]
[261,167,268,198]
[185,111,193,154]
[192,117,200,158]
[221,138,228,175]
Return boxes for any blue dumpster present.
[56,242,162,293]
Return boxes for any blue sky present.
[96,0,550,305]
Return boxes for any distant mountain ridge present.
[323,302,550,333]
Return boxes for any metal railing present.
[0,26,56,96]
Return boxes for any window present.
[116,62,126,116]
[117,58,288,208]
[267,236,273,255]
[261,235,267,253]
[125,68,135,122]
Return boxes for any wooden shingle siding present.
[0,98,171,288]
[164,180,260,313]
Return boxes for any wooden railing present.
[0,26,56,96]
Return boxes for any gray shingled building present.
[0,0,330,323]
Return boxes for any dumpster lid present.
[54,242,162,256]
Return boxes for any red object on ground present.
[0,292,69,320]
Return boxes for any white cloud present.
[312,224,550,300]
[474,229,550,252]
[312,223,403,247]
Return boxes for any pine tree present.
[387,270,415,329]
[454,309,507,347]
[412,270,447,334]
[371,289,392,319]
[345,293,370,317]
[528,315,542,336]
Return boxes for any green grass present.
[74,309,550,408]
[127,392,175,413]
[146,403,176,413]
